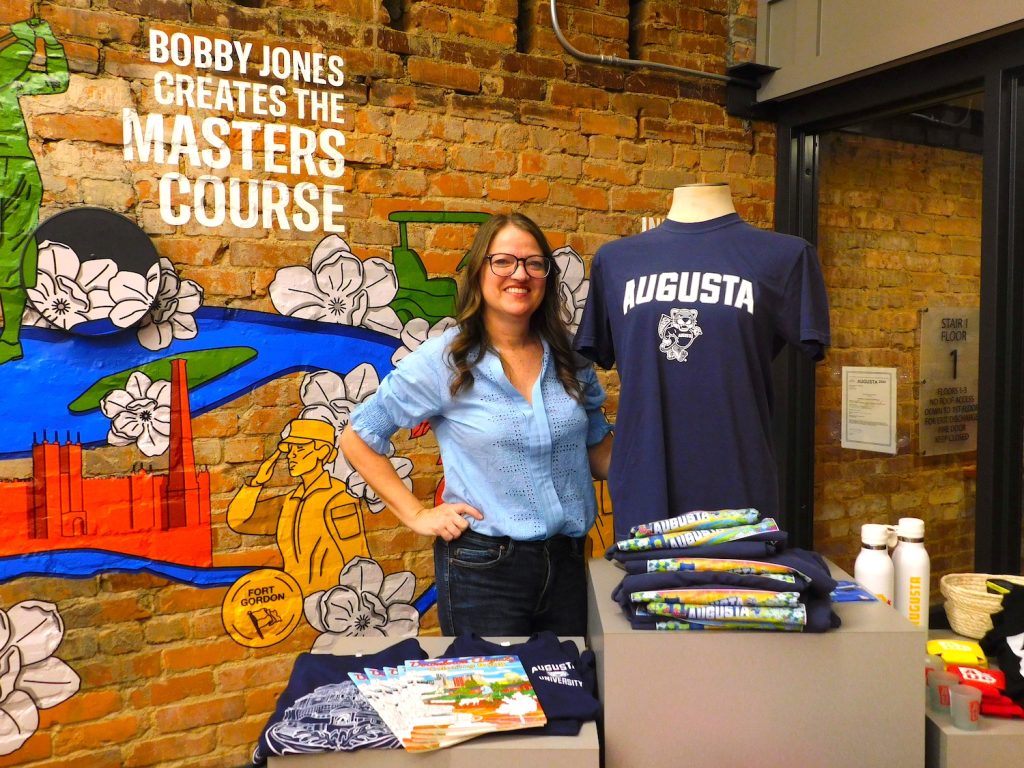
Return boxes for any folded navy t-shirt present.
[442,632,600,735]
[622,595,838,633]
[612,571,810,607]
[617,548,837,599]
[607,536,787,563]
[612,548,841,632]
[253,638,427,764]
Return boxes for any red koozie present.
[950,665,1006,697]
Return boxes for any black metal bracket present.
[726,62,778,120]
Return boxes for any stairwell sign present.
[919,307,980,456]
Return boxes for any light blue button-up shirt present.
[351,327,613,540]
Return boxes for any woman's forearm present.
[588,432,613,480]
[340,425,484,540]
[340,425,425,526]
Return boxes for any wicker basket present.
[940,573,1024,639]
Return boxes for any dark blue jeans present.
[433,529,588,636]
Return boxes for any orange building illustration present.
[0,359,212,566]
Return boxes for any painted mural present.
[0,600,79,756]
[0,10,638,764]
[0,17,67,366]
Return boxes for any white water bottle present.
[892,517,930,629]
[855,523,894,605]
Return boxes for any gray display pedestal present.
[926,707,1024,768]
[588,556,925,768]
[267,636,599,768]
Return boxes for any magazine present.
[348,669,407,738]
[356,654,546,752]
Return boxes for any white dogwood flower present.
[553,245,589,335]
[0,601,80,757]
[107,261,160,330]
[341,449,414,514]
[110,258,203,351]
[270,235,402,336]
[298,366,413,511]
[99,371,171,457]
[304,557,419,646]
[25,241,116,330]
[391,316,456,365]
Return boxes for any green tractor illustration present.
[388,211,490,325]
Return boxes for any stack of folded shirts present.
[606,509,841,633]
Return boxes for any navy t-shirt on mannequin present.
[575,214,829,539]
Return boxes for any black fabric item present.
[616,547,836,597]
[441,632,601,736]
[981,584,1024,703]
[574,216,830,539]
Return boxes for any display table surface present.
[266,635,598,768]
[588,556,926,768]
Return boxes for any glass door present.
[811,95,984,595]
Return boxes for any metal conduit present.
[548,0,759,88]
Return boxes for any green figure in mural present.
[0,19,69,364]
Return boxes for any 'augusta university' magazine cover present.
[353,655,547,751]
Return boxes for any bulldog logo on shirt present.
[658,308,703,361]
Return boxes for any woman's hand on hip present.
[410,503,483,541]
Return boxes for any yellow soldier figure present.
[228,419,370,594]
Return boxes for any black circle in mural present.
[28,207,161,336]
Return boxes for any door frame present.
[768,29,1024,572]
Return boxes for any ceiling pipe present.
[548,0,760,89]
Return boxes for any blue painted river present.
[0,307,401,459]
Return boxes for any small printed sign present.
[841,367,898,454]
[919,308,979,455]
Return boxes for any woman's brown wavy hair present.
[447,213,583,401]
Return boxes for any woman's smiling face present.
[479,223,547,325]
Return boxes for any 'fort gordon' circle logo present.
[222,569,304,647]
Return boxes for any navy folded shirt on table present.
[606,535,788,563]
[618,547,836,597]
[612,571,811,606]
[253,638,427,764]
[622,595,838,632]
[612,548,841,632]
[442,632,601,735]
[758,549,837,597]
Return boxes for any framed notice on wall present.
[841,367,898,454]
[918,307,980,455]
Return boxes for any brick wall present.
[0,1,773,766]
[814,130,981,595]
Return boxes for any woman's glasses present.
[486,253,552,278]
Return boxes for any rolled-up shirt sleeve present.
[350,339,446,455]
[578,364,614,446]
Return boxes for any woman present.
[341,213,613,636]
